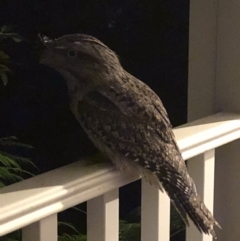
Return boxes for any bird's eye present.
[68,49,77,58]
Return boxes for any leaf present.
[0,51,10,60]
[125,206,141,223]
[71,206,86,215]
[170,227,186,238]
[6,33,22,41]
[0,64,10,71]
[119,220,140,241]
[0,151,37,170]
[0,181,4,188]
[58,233,87,241]
[0,73,8,86]
[0,167,23,182]
[0,229,21,240]
[0,140,33,149]
[0,32,22,42]
[1,25,6,32]
[0,25,13,33]
[4,167,35,177]
[0,153,21,168]
[58,222,80,234]
[0,136,17,141]
[170,203,185,235]
[12,37,22,42]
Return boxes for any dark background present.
[0,0,189,240]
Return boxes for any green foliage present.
[0,24,35,239]
[119,205,185,241]
[58,234,87,241]
[120,220,140,241]
[71,206,87,216]
[0,25,22,42]
[0,25,22,86]
[0,231,21,241]
[170,203,185,238]
[0,136,36,185]
[58,222,80,235]
[0,51,10,86]
[58,221,87,241]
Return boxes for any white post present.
[214,140,240,240]
[188,1,218,238]
[188,0,218,122]
[187,0,240,240]
[186,150,215,241]
[214,0,240,240]
[87,189,119,241]
[141,179,170,241]
[22,214,57,241]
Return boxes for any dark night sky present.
[0,1,189,239]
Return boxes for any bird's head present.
[39,34,123,90]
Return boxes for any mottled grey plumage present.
[39,34,220,237]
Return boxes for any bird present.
[39,33,220,238]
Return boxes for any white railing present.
[1,112,240,241]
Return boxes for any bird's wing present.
[79,90,171,156]
[78,90,193,224]
[97,71,180,151]
[78,90,188,179]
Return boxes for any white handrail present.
[1,112,240,237]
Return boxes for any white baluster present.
[141,179,170,241]
[22,214,57,241]
[186,149,215,241]
[87,189,119,241]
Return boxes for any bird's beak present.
[38,34,54,65]
[38,34,53,47]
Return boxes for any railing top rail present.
[1,112,240,236]
[175,112,240,159]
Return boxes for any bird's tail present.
[162,181,221,238]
